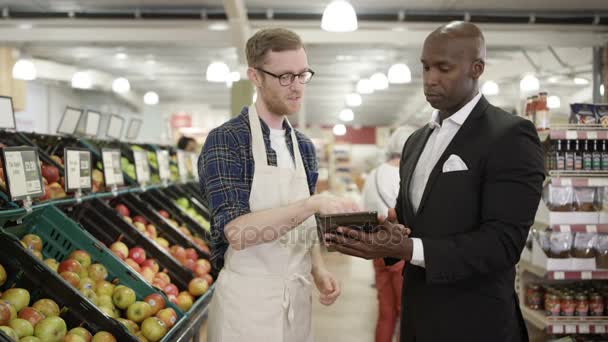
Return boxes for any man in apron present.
[199,28,359,342]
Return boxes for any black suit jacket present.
[392,96,545,342]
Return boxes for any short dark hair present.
[246,28,303,67]
[177,136,195,150]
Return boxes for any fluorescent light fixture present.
[356,79,374,94]
[520,74,540,92]
[547,95,561,109]
[71,71,92,89]
[208,22,229,31]
[115,53,128,60]
[481,80,499,96]
[345,93,362,107]
[548,76,559,84]
[387,63,411,84]
[321,0,358,32]
[601,84,605,96]
[144,91,159,105]
[370,72,389,90]
[333,124,347,136]
[339,109,354,122]
[206,61,230,82]
[574,77,589,85]
[12,58,37,81]
[112,77,131,93]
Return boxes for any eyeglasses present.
[255,68,315,86]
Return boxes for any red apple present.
[41,164,60,184]
[125,259,141,273]
[40,184,52,201]
[48,182,67,199]
[129,247,146,265]
[32,299,60,317]
[146,225,157,239]
[114,204,130,218]
[60,271,81,287]
[183,259,196,272]
[195,259,211,273]
[140,267,155,283]
[143,294,165,315]
[58,259,83,276]
[155,272,171,285]
[1,288,30,312]
[162,283,178,297]
[169,246,186,260]
[109,242,128,260]
[140,260,159,274]
[184,248,197,261]
[132,216,148,225]
[0,301,12,325]
[193,264,208,278]
[176,292,193,311]
[18,307,44,327]
[21,234,43,252]
[203,273,214,286]
[155,308,177,329]
[188,278,209,297]
[158,210,169,219]
[68,250,92,268]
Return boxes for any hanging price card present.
[64,148,92,191]
[1,147,44,200]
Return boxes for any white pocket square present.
[442,154,468,173]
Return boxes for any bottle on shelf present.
[565,140,575,171]
[602,140,608,171]
[593,140,602,171]
[574,140,583,171]
[583,140,592,171]
[535,92,550,131]
[556,140,565,170]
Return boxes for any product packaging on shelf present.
[570,103,598,125]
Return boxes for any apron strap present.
[249,105,270,166]
[283,117,305,172]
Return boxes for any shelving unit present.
[522,306,608,334]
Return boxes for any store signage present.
[1,147,44,200]
[106,115,124,140]
[189,153,199,181]
[57,107,83,135]
[85,110,101,136]
[102,149,124,187]
[177,150,188,183]
[157,150,170,182]
[64,148,92,192]
[133,150,151,185]
[0,96,16,130]
[170,113,192,128]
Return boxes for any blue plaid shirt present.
[198,107,318,270]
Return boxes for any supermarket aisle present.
[197,251,379,342]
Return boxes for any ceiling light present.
[230,71,241,82]
[601,84,605,96]
[520,74,540,92]
[370,72,389,90]
[547,95,561,109]
[548,76,559,84]
[71,71,92,89]
[226,79,234,88]
[146,59,156,65]
[115,53,128,60]
[208,22,229,31]
[574,77,589,85]
[333,124,347,136]
[339,109,354,122]
[17,23,32,30]
[12,58,37,81]
[144,91,159,105]
[356,79,374,94]
[206,61,230,82]
[112,77,131,93]
[388,63,411,84]
[321,0,358,33]
[336,55,354,62]
[345,93,362,107]
[481,81,499,96]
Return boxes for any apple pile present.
[155,209,210,254]
[39,157,67,201]
[173,198,210,231]
[0,263,117,342]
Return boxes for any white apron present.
[207,105,317,342]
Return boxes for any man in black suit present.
[325,21,545,342]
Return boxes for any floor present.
[197,252,545,342]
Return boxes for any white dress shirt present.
[409,92,482,268]
[269,128,295,170]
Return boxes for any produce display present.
[174,198,210,231]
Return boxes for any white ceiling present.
[0,0,607,127]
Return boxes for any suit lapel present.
[415,96,490,216]
[403,125,433,224]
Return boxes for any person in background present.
[361,127,412,342]
[177,136,197,152]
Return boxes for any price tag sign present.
[177,150,188,183]
[134,150,151,185]
[64,148,92,192]
[189,153,199,181]
[1,147,44,200]
[157,150,170,182]
[102,149,124,187]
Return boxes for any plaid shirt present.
[198,107,318,270]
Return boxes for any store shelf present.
[549,126,608,140]
[519,260,608,280]
[548,173,608,186]
[550,224,608,233]
[522,306,608,334]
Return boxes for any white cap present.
[386,126,414,158]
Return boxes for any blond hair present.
[246,28,303,67]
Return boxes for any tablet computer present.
[316,211,379,251]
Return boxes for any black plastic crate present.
[70,199,193,291]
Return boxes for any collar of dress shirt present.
[428,92,482,130]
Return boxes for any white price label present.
[134,150,151,185]
[565,325,577,334]
[579,324,590,334]
[190,153,199,181]
[177,150,188,183]
[102,149,124,187]
[559,225,571,232]
[566,131,578,140]
[582,271,593,279]
[553,272,565,280]
[587,225,598,233]
[588,132,598,140]
[560,178,572,186]
[2,148,43,200]
[552,325,564,334]
[65,149,92,191]
[595,325,606,334]
[157,150,170,182]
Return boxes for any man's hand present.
[312,268,341,306]
[325,213,412,260]
[307,193,360,215]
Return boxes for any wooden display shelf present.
[519,260,608,280]
[522,306,608,334]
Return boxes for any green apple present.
[1,288,30,312]
[81,289,98,306]
[0,326,19,340]
[97,295,113,309]
[94,281,115,297]
[68,250,92,269]
[79,277,95,291]
[91,331,116,342]
[63,334,87,342]
[112,287,135,310]
[20,336,41,342]
[0,301,17,321]
[32,299,60,317]
[98,306,116,319]
[87,264,108,282]
[141,317,166,342]
[115,318,139,334]
[34,317,66,342]
[9,318,33,338]
[0,264,6,286]
[126,301,151,323]
[66,327,92,342]
[44,259,59,272]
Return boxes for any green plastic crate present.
[2,206,187,342]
